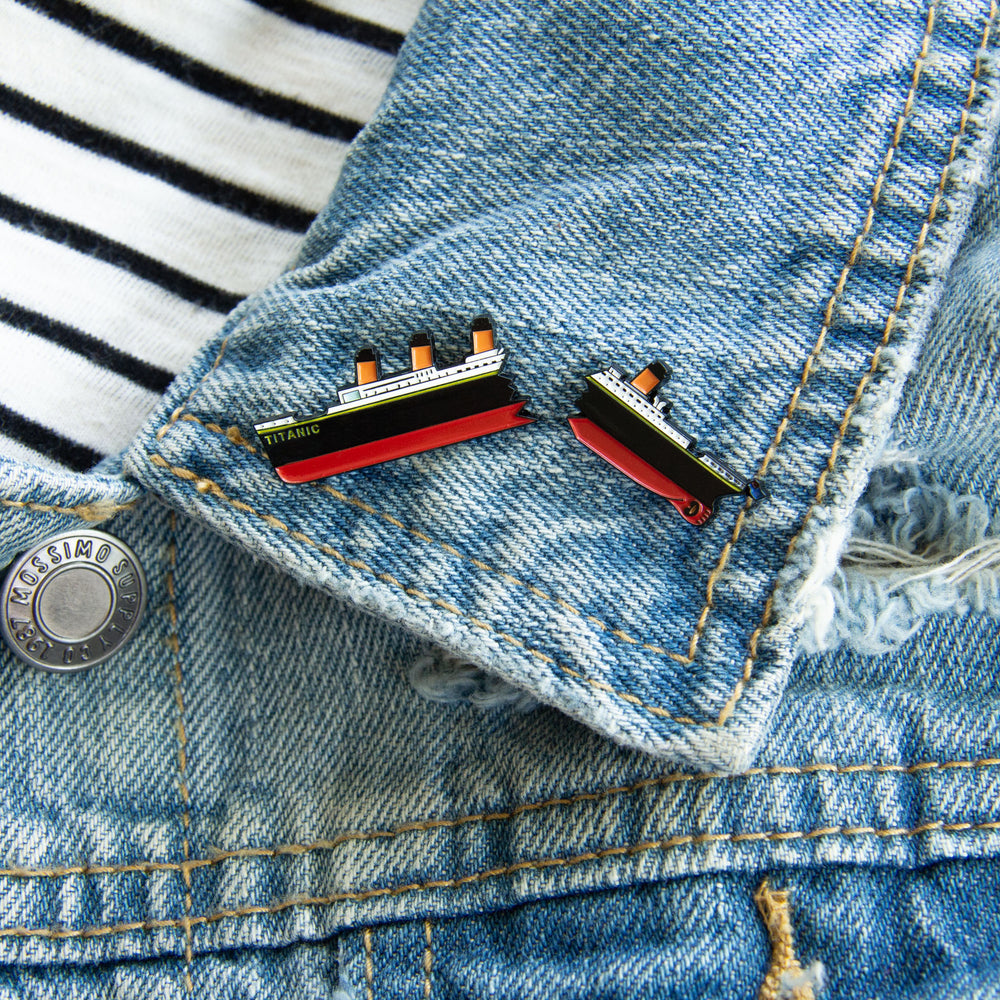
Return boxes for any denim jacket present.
[2,0,1000,996]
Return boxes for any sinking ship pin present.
[255,317,534,483]
[568,360,767,525]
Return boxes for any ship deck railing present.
[331,349,505,412]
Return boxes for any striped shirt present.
[0,0,421,471]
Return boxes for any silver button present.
[1,530,147,672]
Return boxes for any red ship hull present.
[568,416,711,525]
[275,402,533,483]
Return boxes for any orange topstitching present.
[1,816,997,941]
[0,496,138,521]
[144,1,988,730]
[165,511,195,992]
[163,411,687,661]
[2,756,997,881]
[146,449,708,726]
[423,918,433,1000]
[363,927,375,1000]
[755,879,816,1000]
[716,0,996,726]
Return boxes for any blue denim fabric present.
[2,502,999,996]
[338,864,1000,999]
[793,136,1000,655]
[3,0,1000,996]
[5,864,999,997]
[895,140,1000,503]
[126,0,1000,771]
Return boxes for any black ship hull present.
[574,380,743,515]
[258,372,531,482]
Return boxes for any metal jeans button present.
[1,530,147,672]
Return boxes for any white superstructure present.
[255,348,505,432]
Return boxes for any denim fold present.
[120,0,1000,770]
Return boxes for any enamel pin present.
[255,317,533,483]
[568,360,766,525]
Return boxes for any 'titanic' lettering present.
[263,425,321,446]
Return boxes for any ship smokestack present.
[631,360,670,397]
[410,332,434,370]
[355,346,381,385]
[471,316,494,354]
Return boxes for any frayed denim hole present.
[409,650,539,713]
[798,452,1000,655]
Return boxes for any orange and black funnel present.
[255,316,533,483]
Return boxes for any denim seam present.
[719,1,997,725]
[145,450,708,724]
[755,880,815,1000]
[700,0,945,701]
[1,818,998,942]
[423,918,433,1000]
[167,411,688,661]
[3,756,996,880]
[143,2,986,731]
[0,497,138,521]
[154,336,231,445]
[165,511,195,993]
[363,927,374,1000]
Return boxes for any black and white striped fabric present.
[0,0,422,471]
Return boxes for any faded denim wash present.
[2,0,1000,996]
[132,0,1000,771]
